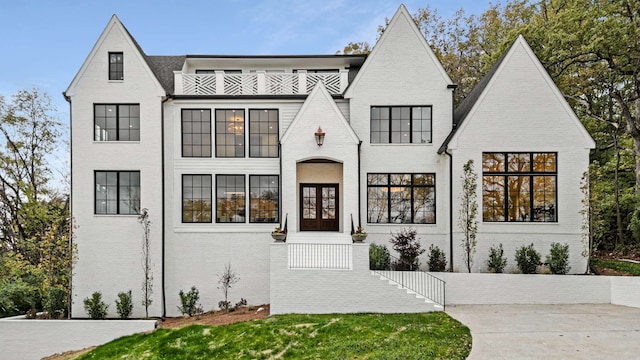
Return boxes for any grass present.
[592,258,640,276]
[77,312,471,359]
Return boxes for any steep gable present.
[440,35,595,152]
[344,4,452,99]
[65,15,165,97]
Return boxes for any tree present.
[138,208,153,318]
[459,160,478,272]
[217,263,239,312]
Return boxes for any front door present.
[300,184,339,231]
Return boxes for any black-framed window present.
[216,175,245,223]
[109,52,123,80]
[95,171,140,215]
[249,175,279,223]
[182,174,212,223]
[182,109,211,157]
[367,173,435,224]
[482,152,557,222]
[370,106,432,144]
[94,104,140,141]
[249,109,278,157]
[216,109,245,157]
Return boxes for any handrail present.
[370,251,446,309]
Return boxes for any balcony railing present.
[175,70,349,96]
[288,243,352,270]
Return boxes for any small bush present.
[486,243,507,273]
[234,298,247,310]
[42,287,67,319]
[389,228,425,270]
[83,291,109,319]
[218,300,231,311]
[427,245,447,272]
[115,290,133,319]
[515,243,541,274]
[177,286,201,316]
[547,243,571,274]
[369,244,391,270]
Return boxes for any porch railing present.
[370,253,446,308]
[176,70,348,96]
[288,243,352,270]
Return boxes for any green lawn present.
[77,312,471,359]
[592,258,640,276]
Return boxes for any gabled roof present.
[146,56,186,94]
[438,35,595,153]
[344,4,453,98]
[65,15,166,97]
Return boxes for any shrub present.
[0,280,38,318]
[515,243,541,274]
[115,290,133,319]
[369,244,391,270]
[427,245,447,272]
[547,243,571,274]
[83,291,109,319]
[234,298,247,311]
[218,300,231,311]
[218,263,240,312]
[389,228,425,270]
[42,287,67,319]
[177,286,201,316]
[486,243,507,273]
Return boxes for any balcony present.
[174,70,349,96]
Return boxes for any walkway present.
[447,304,640,360]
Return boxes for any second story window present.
[371,106,432,144]
[216,109,245,157]
[94,104,140,141]
[249,109,279,157]
[182,109,212,157]
[109,52,123,80]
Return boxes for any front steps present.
[372,271,444,311]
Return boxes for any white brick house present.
[65,5,595,318]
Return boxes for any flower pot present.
[271,233,286,242]
[352,234,367,243]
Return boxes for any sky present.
[0,0,496,187]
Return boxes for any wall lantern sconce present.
[314,126,326,146]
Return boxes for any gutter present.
[160,94,172,318]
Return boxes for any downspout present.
[63,92,73,318]
[444,149,454,272]
[160,94,172,318]
[279,141,283,228]
[357,140,362,227]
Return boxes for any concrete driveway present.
[447,304,640,360]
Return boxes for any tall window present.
[94,104,140,141]
[95,171,140,215]
[367,173,435,224]
[216,109,245,157]
[249,175,279,223]
[482,153,557,222]
[109,52,123,80]
[182,175,212,223]
[216,175,246,223]
[182,109,211,157]
[370,106,432,144]
[249,109,278,157]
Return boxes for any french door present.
[300,184,339,231]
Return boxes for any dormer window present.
[109,52,124,80]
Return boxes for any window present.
[482,153,557,222]
[216,109,245,157]
[94,104,140,141]
[367,173,435,224]
[216,175,245,223]
[370,106,432,144]
[182,109,211,157]
[249,175,279,223]
[249,109,278,157]
[109,52,123,80]
[95,171,140,215]
[182,175,212,223]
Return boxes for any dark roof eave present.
[185,54,367,60]
[170,94,346,100]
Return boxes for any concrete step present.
[373,271,441,307]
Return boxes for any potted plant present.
[352,226,367,242]
[271,227,287,242]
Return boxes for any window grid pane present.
[182,109,212,157]
[182,175,212,223]
[217,175,246,223]
[249,109,279,158]
[95,171,140,215]
[94,104,140,141]
[370,106,432,144]
[109,52,123,80]
[249,175,279,223]
[367,173,435,224]
[216,109,245,158]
